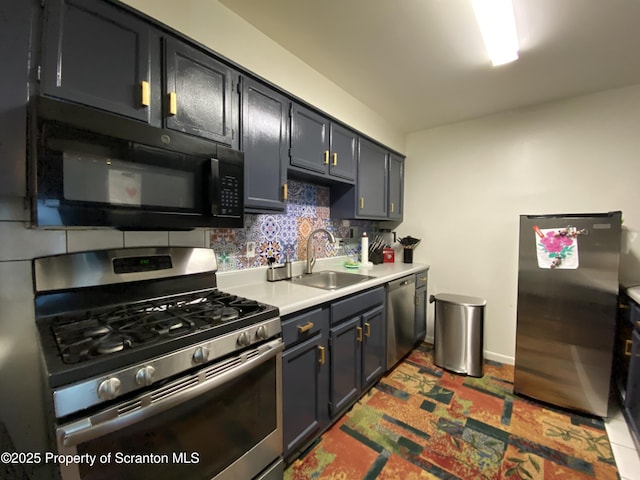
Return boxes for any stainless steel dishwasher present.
[386,275,416,370]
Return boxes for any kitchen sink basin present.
[288,270,375,290]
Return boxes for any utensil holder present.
[403,249,414,264]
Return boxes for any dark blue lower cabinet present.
[282,333,329,460]
[283,288,387,463]
[329,316,362,417]
[330,303,386,418]
[362,304,386,389]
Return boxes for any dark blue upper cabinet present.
[331,140,405,221]
[329,123,358,182]
[388,153,404,221]
[241,77,289,212]
[1,0,37,197]
[41,0,237,146]
[41,0,154,123]
[164,38,236,145]
[290,103,356,183]
[290,103,329,174]
[357,138,388,219]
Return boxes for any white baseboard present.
[483,351,515,366]
[423,335,515,366]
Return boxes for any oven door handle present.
[57,339,284,448]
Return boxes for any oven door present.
[55,339,283,480]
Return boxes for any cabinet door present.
[625,330,640,437]
[357,138,388,218]
[41,0,153,122]
[282,334,328,459]
[362,305,386,389]
[388,153,404,220]
[165,38,235,144]
[241,78,288,212]
[415,286,427,344]
[330,316,361,417]
[290,103,330,174]
[329,123,357,181]
[1,0,35,197]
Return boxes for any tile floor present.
[606,399,640,480]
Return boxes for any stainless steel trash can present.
[431,293,486,377]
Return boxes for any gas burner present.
[95,334,132,355]
[84,325,111,337]
[219,307,240,322]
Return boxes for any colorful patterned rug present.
[284,343,619,479]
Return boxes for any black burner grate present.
[51,290,265,364]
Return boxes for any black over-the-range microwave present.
[28,96,244,230]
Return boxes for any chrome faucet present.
[306,229,336,274]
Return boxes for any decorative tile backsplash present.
[209,180,377,271]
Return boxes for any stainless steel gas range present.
[33,247,283,480]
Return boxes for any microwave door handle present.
[57,339,284,448]
[210,158,220,215]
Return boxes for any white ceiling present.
[219,0,640,134]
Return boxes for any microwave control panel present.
[220,175,241,216]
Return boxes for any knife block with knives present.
[368,235,385,264]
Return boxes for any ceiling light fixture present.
[471,0,519,66]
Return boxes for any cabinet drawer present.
[282,308,325,347]
[415,270,428,289]
[331,287,385,325]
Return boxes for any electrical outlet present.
[246,242,255,257]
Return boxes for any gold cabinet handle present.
[297,322,314,333]
[332,153,337,166]
[168,92,177,116]
[390,202,395,213]
[323,150,329,165]
[360,197,364,209]
[283,183,288,200]
[625,339,633,356]
[364,322,371,337]
[419,276,427,282]
[357,326,363,342]
[415,296,421,305]
[141,81,150,107]
[318,346,325,365]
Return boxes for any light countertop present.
[627,286,640,305]
[216,258,429,317]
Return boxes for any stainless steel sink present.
[288,270,375,290]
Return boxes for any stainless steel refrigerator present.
[514,211,622,417]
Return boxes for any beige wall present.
[120,0,406,154]
[401,84,640,364]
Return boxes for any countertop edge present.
[627,286,640,305]
[217,261,429,317]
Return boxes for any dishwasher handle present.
[387,276,413,292]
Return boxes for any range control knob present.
[237,332,251,347]
[192,347,210,364]
[256,325,268,340]
[97,377,121,400]
[135,366,156,386]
